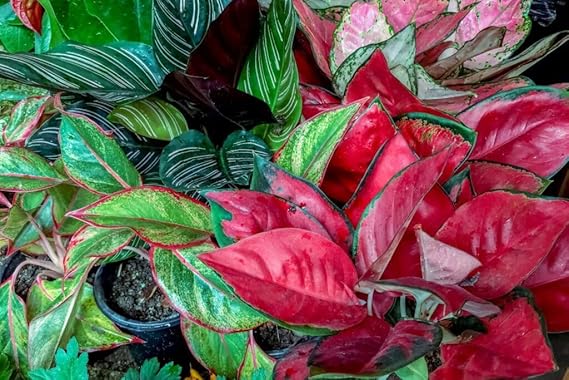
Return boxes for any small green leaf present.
[0,354,13,380]
[0,4,34,53]
[28,337,88,380]
[121,357,182,380]
[219,131,272,185]
[0,147,66,192]
[275,103,359,184]
[3,96,51,146]
[57,188,100,236]
[12,196,54,250]
[108,97,188,141]
[395,357,429,380]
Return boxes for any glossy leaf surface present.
[0,147,66,192]
[467,161,550,194]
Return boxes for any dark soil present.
[425,349,442,373]
[88,346,136,380]
[254,322,310,352]
[14,263,43,298]
[108,257,175,322]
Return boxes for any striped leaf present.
[275,103,360,185]
[0,147,66,192]
[0,42,164,103]
[59,110,142,194]
[219,131,272,185]
[2,96,51,146]
[108,97,188,141]
[238,0,301,151]
[180,0,231,46]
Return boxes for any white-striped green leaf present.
[0,147,66,192]
[219,131,272,186]
[108,97,188,141]
[238,0,301,151]
[0,42,164,103]
[275,103,359,184]
[180,0,231,46]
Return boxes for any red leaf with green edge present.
[3,96,51,146]
[330,1,393,73]
[454,0,531,70]
[68,186,212,249]
[467,160,551,195]
[524,225,569,288]
[531,277,569,333]
[186,0,259,87]
[415,7,474,55]
[443,169,474,206]
[0,147,67,192]
[309,317,442,376]
[321,102,396,203]
[251,157,353,252]
[396,113,476,182]
[0,280,28,376]
[205,190,331,247]
[294,33,331,87]
[300,85,340,119]
[293,0,335,78]
[458,87,569,178]
[11,0,44,33]
[431,295,556,379]
[382,0,449,31]
[344,49,453,120]
[199,228,366,330]
[416,226,481,285]
[273,341,317,380]
[436,191,569,299]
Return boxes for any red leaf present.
[274,341,318,380]
[432,296,557,379]
[11,0,44,34]
[444,170,475,207]
[294,33,331,87]
[525,225,569,288]
[458,87,569,177]
[344,50,453,120]
[309,317,442,375]
[251,158,353,252]
[436,191,569,299]
[468,160,550,195]
[321,103,396,203]
[199,228,366,330]
[300,85,340,119]
[416,6,474,55]
[354,148,449,279]
[382,0,449,31]
[186,0,259,87]
[416,41,455,66]
[205,190,332,245]
[531,277,569,332]
[293,0,335,78]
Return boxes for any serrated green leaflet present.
[238,338,274,379]
[219,131,272,186]
[152,245,266,331]
[275,103,359,184]
[60,112,142,194]
[0,42,164,103]
[183,321,249,378]
[238,0,301,151]
[108,97,188,141]
[69,186,212,248]
[0,281,29,377]
[0,147,66,192]
[27,338,89,380]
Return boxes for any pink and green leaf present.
[381,0,449,31]
[443,169,475,206]
[3,96,51,146]
[237,334,275,379]
[11,0,44,33]
[0,280,28,376]
[415,7,475,55]
[0,147,66,192]
[300,85,340,119]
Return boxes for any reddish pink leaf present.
[382,0,449,31]
[251,158,353,252]
[300,85,340,119]
[294,33,331,87]
[524,225,569,288]
[310,317,441,375]
[199,228,366,330]
[11,0,43,34]
[293,0,335,78]
[416,41,455,66]
[531,277,569,333]
[468,160,550,194]
[0,192,11,208]
[436,191,569,299]
[205,190,331,245]
[354,148,449,279]
[458,87,569,177]
[416,226,481,285]
[397,113,476,182]
[321,103,396,203]
[432,296,557,379]
[274,341,317,380]
[416,7,474,55]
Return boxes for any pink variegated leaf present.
[381,0,449,32]
[467,161,550,195]
[11,0,44,34]
[416,6,475,55]
[300,85,340,119]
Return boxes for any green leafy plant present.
[28,338,88,380]
[122,357,182,380]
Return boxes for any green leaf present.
[275,103,359,184]
[0,147,66,192]
[60,111,142,194]
[0,41,164,103]
[219,131,272,185]
[68,186,212,248]
[108,97,188,141]
[182,321,249,378]
[17,191,46,212]
[152,245,266,331]
[237,337,274,379]
[238,0,301,151]
[394,357,428,380]
[180,0,230,46]
[0,204,28,243]
[12,196,54,250]
[0,281,29,376]
[121,357,182,380]
[0,4,34,53]
[0,354,13,380]
[57,188,100,236]
[28,337,88,380]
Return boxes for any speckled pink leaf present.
[416,7,474,55]
[382,0,449,32]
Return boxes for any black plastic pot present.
[93,263,192,369]
[0,252,25,282]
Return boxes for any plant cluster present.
[0,0,568,379]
